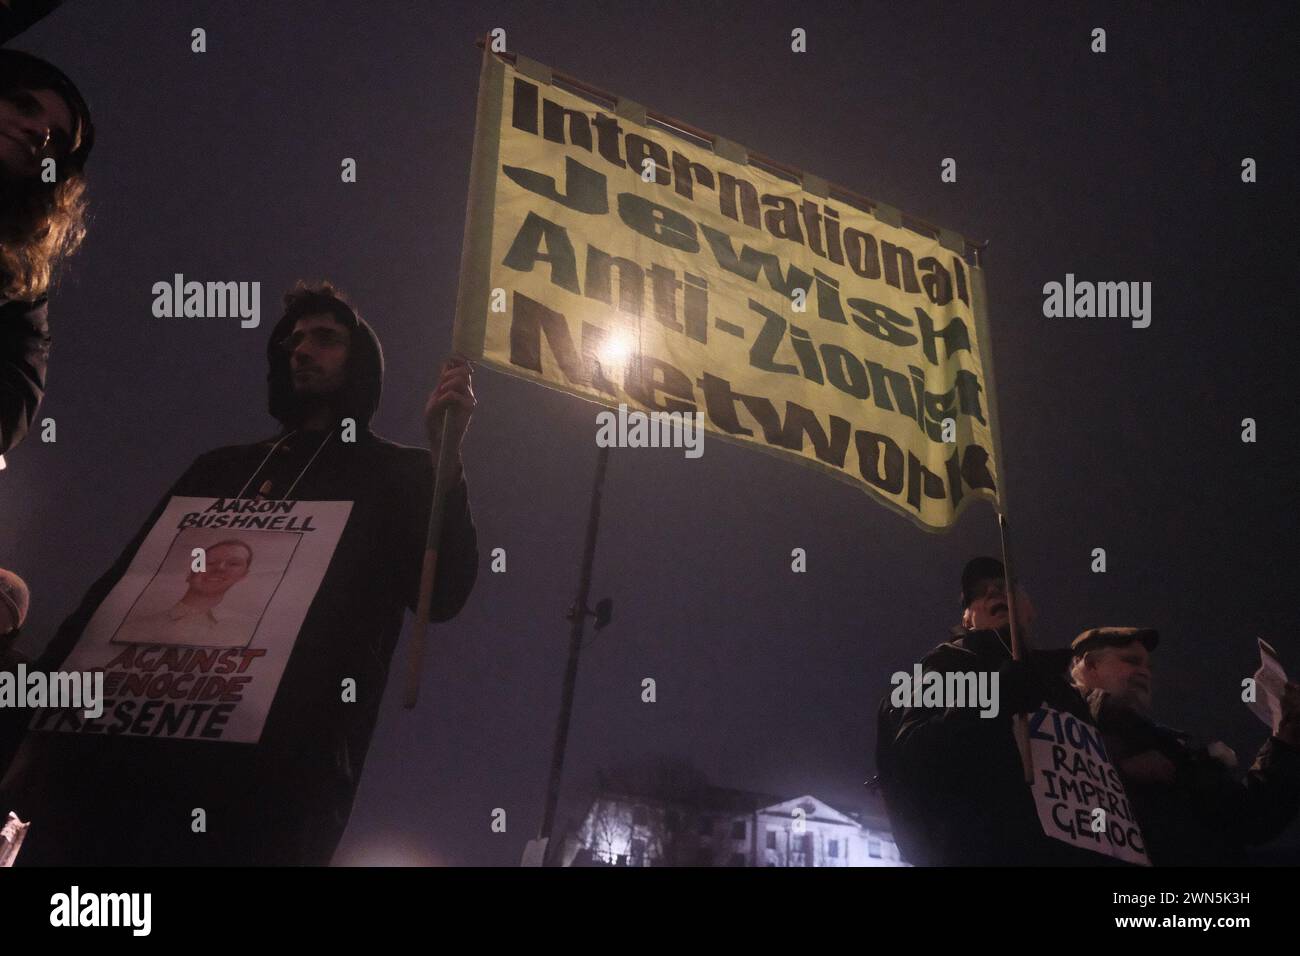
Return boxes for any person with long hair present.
[0,48,93,457]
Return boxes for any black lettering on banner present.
[503,212,582,293]
[760,195,804,243]
[509,72,978,319]
[800,200,826,258]
[584,246,645,318]
[509,292,580,381]
[945,446,964,509]
[718,172,761,228]
[864,360,917,420]
[542,98,593,151]
[624,357,697,414]
[953,256,969,305]
[617,193,700,252]
[492,85,1005,523]
[820,343,870,399]
[813,270,848,325]
[624,134,670,185]
[508,293,620,394]
[503,156,609,214]
[913,306,972,366]
[670,151,716,202]
[747,300,798,375]
[728,392,851,470]
[847,297,917,349]
[774,404,851,467]
[683,273,708,343]
[854,429,904,494]
[699,372,755,437]
[591,113,625,167]
[649,264,684,334]
[511,77,537,134]
[954,369,987,425]
[822,207,845,266]
[917,257,953,306]
[880,241,921,293]
[700,225,812,298]
[787,325,823,384]
[905,451,947,510]
[922,386,958,441]
[961,444,996,492]
[842,227,882,279]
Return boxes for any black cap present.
[1071,627,1159,658]
[961,556,1005,608]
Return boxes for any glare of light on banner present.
[597,329,637,381]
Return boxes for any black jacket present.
[0,1,66,45]
[0,296,49,458]
[1086,690,1300,865]
[0,310,478,865]
[877,628,1124,866]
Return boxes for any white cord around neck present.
[235,430,298,499]
[283,431,334,499]
[233,428,335,500]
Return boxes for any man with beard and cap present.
[874,557,1130,866]
[0,281,478,865]
[0,47,93,461]
[1070,627,1300,865]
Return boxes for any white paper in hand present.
[1247,639,1288,734]
[0,812,29,867]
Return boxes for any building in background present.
[569,784,906,867]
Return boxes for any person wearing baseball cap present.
[959,556,1034,635]
[1070,626,1300,865]
[874,556,1107,866]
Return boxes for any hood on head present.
[0,49,95,172]
[266,303,385,430]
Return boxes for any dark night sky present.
[2,1,1297,864]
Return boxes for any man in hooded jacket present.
[0,281,478,865]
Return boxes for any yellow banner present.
[454,52,1003,531]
